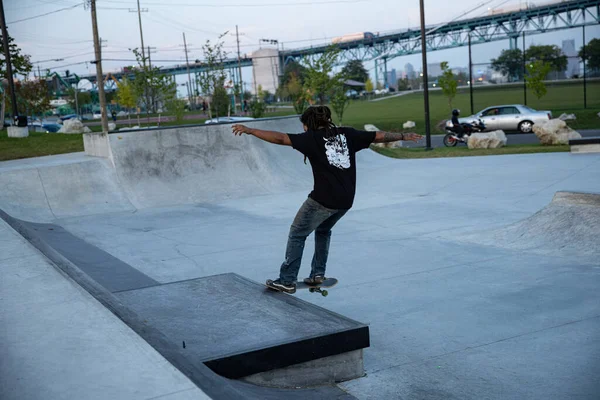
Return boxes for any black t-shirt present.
[288,127,376,210]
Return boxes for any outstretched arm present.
[373,131,423,143]
[232,124,292,146]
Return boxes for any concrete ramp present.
[109,118,312,209]
[463,191,600,259]
[0,153,134,222]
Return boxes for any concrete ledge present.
[242,349,364,388]
[552,191,600,206]
[83,132,112,158]
[569,136,600,154]
[115,273,370,381]
[7,126,28,138]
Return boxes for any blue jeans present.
[279,197,348,284]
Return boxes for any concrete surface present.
[0,218,210,400]
[2,116,600,399]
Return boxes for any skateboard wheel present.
[309,288,315,293]
[321,290,328,297]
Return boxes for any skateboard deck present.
[265,278,338,297]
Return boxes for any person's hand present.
[232,124,252,136]
[403,132,423,142]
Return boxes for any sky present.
[5,0,600,93]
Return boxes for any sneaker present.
[266,278,296,294]
[303,275,325,285]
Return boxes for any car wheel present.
[518,120,533,133]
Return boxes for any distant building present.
[427,62,443,78]
[250,48,280,95]
[562,39,580,78]
[404,63,415,80]
[385,69,397,89]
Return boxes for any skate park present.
[1,116,600,399]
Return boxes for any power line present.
[98,0,366,7]
[7,2,83,24]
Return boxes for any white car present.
[204,116,254,125]
[455,104,552,133]
[92,113,102,119]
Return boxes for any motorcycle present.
[443,119,486,147]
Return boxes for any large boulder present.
[364,123,403,148]
[58,119,92,134]
[108,122,117,131]
[533,119,581,145]
[467,130,507,149]
[403,120,416,129]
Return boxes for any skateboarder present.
[232,106,422,293]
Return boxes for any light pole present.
[0,0,20,127]
[419,0,432,150]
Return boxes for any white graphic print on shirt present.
[323,134,350,169]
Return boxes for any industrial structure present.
[45,0,598,95]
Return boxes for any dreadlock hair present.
[299,106,341,164]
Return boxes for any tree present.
[340,60,369,83]
[491,49,523,81]
[286,74,310,114]
[438,61,458,110]
[249,85,266,118]
[197,35,228,119]
[330,86,351,125]
[396,77,409,91]
[131,48,176,114]
[526,60,552,100]
[1,34,33,120]
[211,81,230,117]
[261,90,273,103]
[116,77,137,126]
[302,45,344,105]
[364,78,374,92]
[67,89,92,114]
[12,79,51,118]
[0,34,32,77]
[281,61,307,86]
[166,98,186,124]
[579,38,600,73]
[525,45,567,72]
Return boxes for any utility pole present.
[136,0,146,63]
[130,1,149,120]
[419,0,432,150]
[183,32,193,109]
[89,0,109,133]
[522,31,527,106]
[73,83,79,117]
[236,25,243,112]
[468,32,474,115]
[0,0,19,126]
[147,45,156,124]
[582,25,587,109]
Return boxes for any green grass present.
[337,80,600,134]
[1,82,596,162]
[0,130,84,161]
[372,143,570,159]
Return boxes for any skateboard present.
[265,278,338,297]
